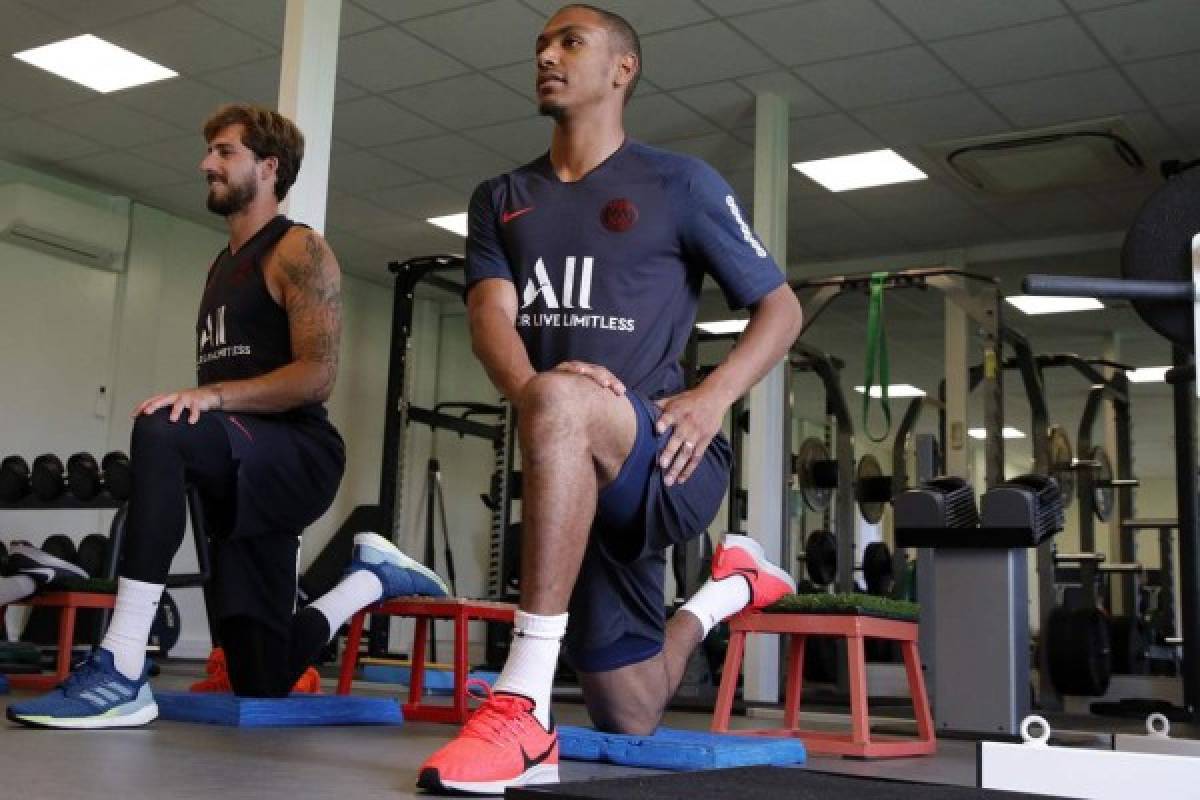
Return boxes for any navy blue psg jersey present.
[466,140,785,400]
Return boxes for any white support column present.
[277,0,341,233]
[743,92,788,704]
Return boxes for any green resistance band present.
[862,272,891,443]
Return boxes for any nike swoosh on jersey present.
[502,207,534,224]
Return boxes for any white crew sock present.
[100,577,164,680]
[493,610,568,729]
[680,575,752,639]
[310,570,384,639]
[0,575,37,606]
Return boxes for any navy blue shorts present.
[563,391,731,672]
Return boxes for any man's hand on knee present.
[655,387,726,486]
[134,385,223,424]
[552,361,625,396]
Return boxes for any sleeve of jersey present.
[680,162,785,310]
[464,180,513,291]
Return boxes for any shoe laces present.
[60,652,105,696]
[460,680,537,743]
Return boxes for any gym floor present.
[0,662,991,800]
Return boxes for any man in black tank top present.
[9,105,449,730]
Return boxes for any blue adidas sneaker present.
[7,648,157,729]
[348,532,450,598]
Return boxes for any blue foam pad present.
[559,726,806,770]
[359,665,498,695]
[155,691,403,728]
[0,674,8,695]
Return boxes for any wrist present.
[211,383,224,410]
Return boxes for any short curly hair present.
[202,104,305,201]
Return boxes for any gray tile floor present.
[0,665,1005,800]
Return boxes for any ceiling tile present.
[1125,51,1200,107]
[770,112,882,160]
[729,0,913,66]
[640,22,776,89]
[489,61,661,98]
[403,0,547,70]
[40,99,185,148]
[1081,0,1200,63]
[136,134,205,171]
[363,181,467,219]
[673,81,756,129]
[339,2,387,36]
[856,93,1009,146]
[338,27,470,92]
[350,0,483,22]
[100,5,277,74]
[325,190,399,234]
[879,0,1066,40]
[735,71,837,117]
[656,132,755,173]
[931,18,1108,88]
[323,231,397,282]
[699,0,810,16]
[797,47,964,110]
[196,57,281,106]
[59,150,188,191]
[1158,102,1200,143]
[1061,0,1133,9]
[0,117,106,162]
[32,0,177,28]
[135,179,216,222]
[462,115,554,162]
[330,149,425,191]
[333,96,443,148]
[113,78,233,131]
[522,0,713,32]
[375,134,515,180]
[388,73,531,130]
[192,0,284,43]
[791,218,911,258]
[0,61,96,114]
[0,0,72,54]
[355,217,455,250]
[982,68,1144,129]
[882,209,1011,249]
[981,190,1113,237]
[625,93,719,142]
[836,179,976,220]
[1121,109,1181,153]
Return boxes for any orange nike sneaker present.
[190,647,231,693]
[417,682,558,795]
[711,533,797,610]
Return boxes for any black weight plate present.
[1109,615,1149,675]
[1091,445,1115,522]
[795,437,834,512]
[66,452,101,501]
[40,533,78,565]
[1046,605,1112,696]
[148,591,181,656]
[856,454,886,524]
[862,541,894,596]
[1121,166,1200,349]
[102,451,132,500]
[0,456,30,502]
[1048,426,1075,507]
[804,530,837,586]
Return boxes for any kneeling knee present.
[592,711,659,737]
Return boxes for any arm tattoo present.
[278,231,342,403]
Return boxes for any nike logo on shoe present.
[520,739,557,771]
[21,567,56,583]
[502,207,533,224]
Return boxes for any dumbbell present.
[0,456,31,502]
[65,451,132,502]
[30,454,66,501]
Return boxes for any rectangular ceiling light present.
[696,319,748,335]
[793,149,927,192]
[853,384,925,399]
[428,212,468,237]
[14,34,176,93]
[1005,295,1104,315]
[968,427,1026,440]
[1128,366,1169,383]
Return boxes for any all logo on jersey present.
[197,304,252,365]
[601,198,638,233]
[517,257,635,333]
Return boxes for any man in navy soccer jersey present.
[418,5,803,794]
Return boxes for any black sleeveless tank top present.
[195,215,326,420]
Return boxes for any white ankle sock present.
[493,610,568,728]
[100,577,164,680]
[0,575,36,606]
[310,570,384,639]
[680,575,752,639]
